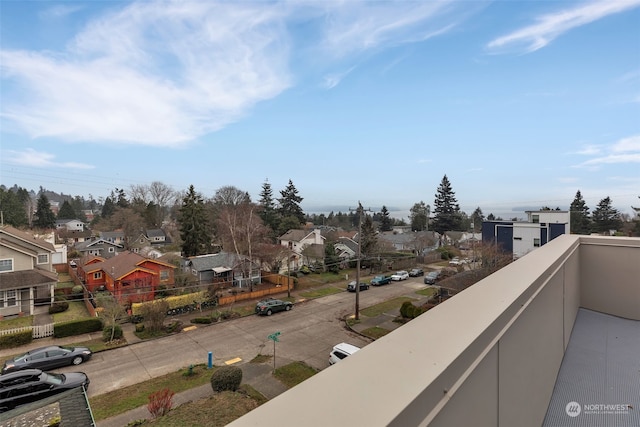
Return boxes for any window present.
[94,272,102,280]
[0,259,13,272]
[0,291,17,308]
[108,247,115,253]
[37,254,49,264]
[160,270,169,280]
[513,237,522,240]
[532,215,540,224]
[534,238,541,247]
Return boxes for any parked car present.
[409,268,424,277]
[449,257,462,266]
[347,281,369,292]
[390,270,409,281]
[370,275,392,286]
[2,346,92,374]
[424,271,441,285]
[329,343,361,365]
[0,369,89,413]
[255,298,293,316]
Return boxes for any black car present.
[255,298,293,316]
[0,369,89,413]
[409,268,424,277]
[2,345,92,374]
[347,281,370,292]
[424,271,441,284]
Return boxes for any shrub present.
[70,285,84,300]
[102,324,123,342]
[400,301,424,319]
[135,323,145,333]
[210,366,243,392]
[147,388,174,419]
[54,318,103,338]
[0,330,32,349]
[190,317,212,324]
[49,300,69,314]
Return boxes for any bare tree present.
[216,201,269,291]
[140,300,170,333]
[96,294,127,342]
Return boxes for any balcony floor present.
[543,308,640,426]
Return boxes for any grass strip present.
[360,297,415,317]
[89,364,213,420]
[361,326,391,339]
[299,287,343,299]
[273,361,318,388]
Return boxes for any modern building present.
[228,234,640,427]
[482,210,570,259]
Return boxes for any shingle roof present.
[0,269,58,291]
[187,252,245,272]
[0,225,55,252]
[0,387,95,426]
[279,229,309,242]
[83,251,155,279]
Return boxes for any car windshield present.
[41,372,65,385]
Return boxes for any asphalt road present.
[61,278,426,397]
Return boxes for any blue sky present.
[1,0,639,221]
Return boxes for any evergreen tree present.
[569,190,591,234]
[360,215,377,256]
[324,239,340,274]
[258,179,278,233]
[591,197,622,235]
[379,205,393,232]
[278,179,305,226]
[34,194,56,229]
[57,200,76,219]
[470,207,484,232]
[115,188,129,208]
[409,201,429,231]
[179,185,212,257]
[102,197,116,219]
[0,187,28,227]
[432,175,463,234]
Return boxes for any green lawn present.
[52,301,91,323]
[360,297,416,317]
[415,287,437,297]
[89,364,214,420]
[361,326,392,339]
[298,287,343,299]
[273,361,319,388]
[0,315,33,330]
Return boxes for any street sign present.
[268,332,281,342]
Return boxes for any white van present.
[329,343,360,365]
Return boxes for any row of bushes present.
[0,318,105,349]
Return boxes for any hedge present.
[210,366,243,392]
[131,291,209,316]
[54,318,103,338]
[0,330,32,349]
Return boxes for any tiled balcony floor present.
[543,308,640,426]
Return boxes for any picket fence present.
[0,324,55,339]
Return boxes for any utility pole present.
[350,202,372,320]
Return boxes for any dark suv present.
[0,369,89,412]
[255,298,293,316]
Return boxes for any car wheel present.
[285,305,291,311]
[71,356,83,365]
[266,309,272,316]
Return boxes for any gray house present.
[0,225,57,317]
[181,252,261,289]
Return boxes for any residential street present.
[56,278,426,397]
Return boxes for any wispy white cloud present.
[573,134,640,168]
[4,148,95,169]
[322,66,356,89]
[1,0,480,148]
[572,144,603,156]
[39,5,85,20]
[487,0,640,54]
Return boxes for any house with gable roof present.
[181,252,261,289]
[76,251,175,303]
[0,225,57,317]
[74,238,124,259]
[279,228,325,272]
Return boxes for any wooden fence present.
[0,324,55,339]
[218,285,291,306]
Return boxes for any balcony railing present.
[229,235,640,427]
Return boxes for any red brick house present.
[77,252,175,304]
